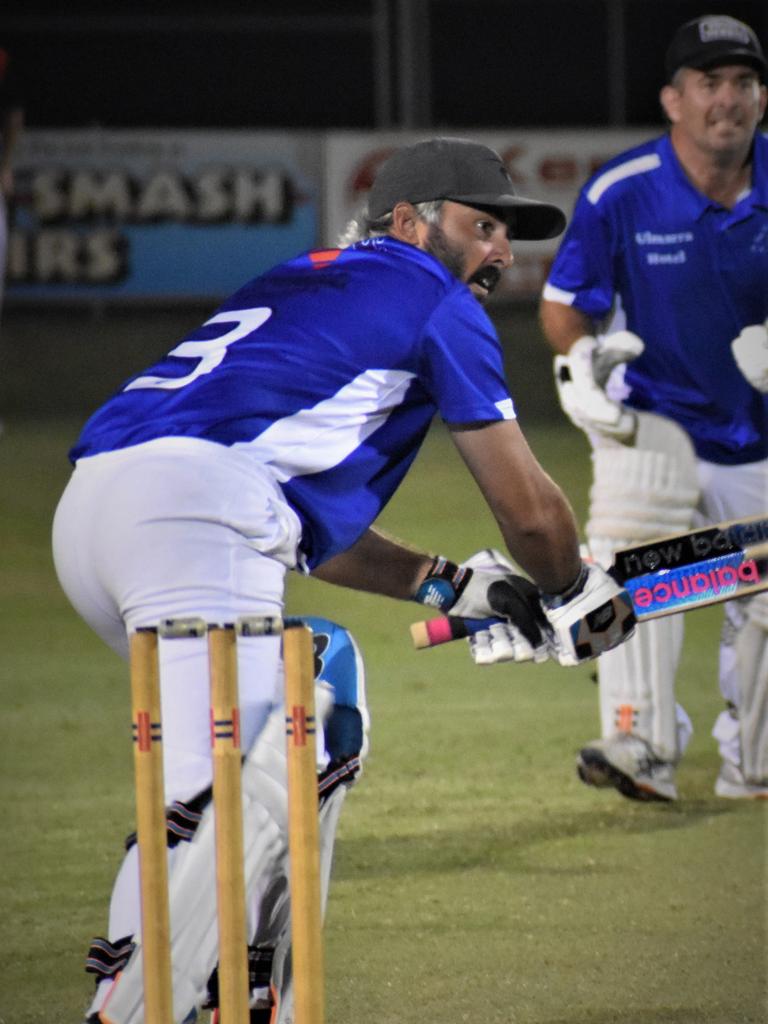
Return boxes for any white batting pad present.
[596,614,691,763]
[102,685,334,1024]
[262,783,349,1024]
[588,419,699,545]
[586,412,700,762]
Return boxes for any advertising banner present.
[7,129,322,301]
[6,128,662,303]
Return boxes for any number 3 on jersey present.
[124,307,273,391]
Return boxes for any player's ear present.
[389,202,422,244]
[660,83,681,124]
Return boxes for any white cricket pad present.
[586,412,699,762]
[587,414,699,547]
[259,784,350,1024]
[101,685,334,1024]
[596,615,691,764]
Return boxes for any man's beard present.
[424,223,466,280]
[424,223,502,297]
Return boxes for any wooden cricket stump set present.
[129,615,323,1024]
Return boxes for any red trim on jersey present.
[309,249,342,269]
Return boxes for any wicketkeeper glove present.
[731,321,768,393]
[554,331,644,441]
[413,549,553,664]
[540,562,636,667]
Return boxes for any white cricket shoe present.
[577,734,678,802]
[715,761,768,800]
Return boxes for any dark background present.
[3,1,767,421]
[6,0,768,131]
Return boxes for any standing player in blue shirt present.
[53,137,636,1024]
[540,15,768,803]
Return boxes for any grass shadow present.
[333,798,743,880]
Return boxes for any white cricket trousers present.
[696,457,768,766]
[52,437,304,803]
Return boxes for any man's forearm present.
[539,298,594,354]
[450,420,582,594]
[494,483,582,595]
[311,527,434,599]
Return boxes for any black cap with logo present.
[367,137,567,241]
[665,14,766,81]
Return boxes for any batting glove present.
[731,321,768,393]
[468,619,552,666]
[541,562,636,667]
[414,549,553,664]
[554,331,644,441]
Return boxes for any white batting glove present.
[541,562,636,667]
[414,549,517,618]
[449,549,518,618]
[554,331,644,441]
[414,549,553,660]
[731,321,768,393]
[469,620,551,666]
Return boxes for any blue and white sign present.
[8,129,322,301]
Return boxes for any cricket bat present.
[410,514,768,650]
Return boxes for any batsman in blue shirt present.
[541,15,768,803]
[53,137,636,1024]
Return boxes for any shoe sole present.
[715,781,768,800]
[577,748,673,803]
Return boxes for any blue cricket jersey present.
[544,132,768,465]
[71,238,515,568]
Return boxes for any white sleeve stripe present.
[586,153,661,205]
[494,397,516,420]
[232,368,417,481]
[542,282,577,305]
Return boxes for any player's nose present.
[493,227,513,268]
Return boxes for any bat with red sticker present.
[410,514,768,650]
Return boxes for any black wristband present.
[413,556,470,610]
[541,563,589,609]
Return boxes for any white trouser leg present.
[100,685,335,1024]
[52,442,298,661]
[258,784,350,1024]
[52,442,298,1020]
[597,615,690,763]
[586,414,700,762]
[52,436,291,928]
[737,596,768,782]
[696,458,768,780]
[87,632,283,1021]
[713,593,768,782]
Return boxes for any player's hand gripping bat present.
[410,515,768,651]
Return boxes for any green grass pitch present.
[0,416,765,1024]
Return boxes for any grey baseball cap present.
[367,137,566,240]
[665,15,766,81]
